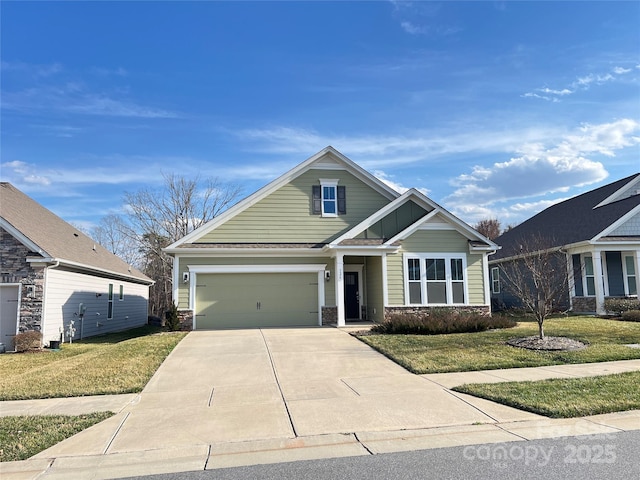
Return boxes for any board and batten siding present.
[194,169,391,244]
[176,255,334,309]
[42,268,149,344]
[386,230,487,305]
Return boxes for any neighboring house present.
[0,183,153,349]
[165,146,498,329]
[489,173,640,315]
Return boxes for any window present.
[405,255,467,305]
[451,258,465,303]
[312,181,346,216]
[584,256,596,296]
[323,184,337,215]
[108,283,114,319]
[425,258,447,303]
[624,256,637,296]
[119,285,124,301]
[491,267,501,294]
[407,258,422,304]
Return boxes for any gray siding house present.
[490,173,640,315]
[0,183,153,349]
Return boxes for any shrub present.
[14,330,42,353]
[371,309,516,335]
[621,310,640,322]
[165,303,181,331]
[604,298,640,316]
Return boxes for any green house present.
[165,147,499,329]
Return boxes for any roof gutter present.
[26,257,153,285]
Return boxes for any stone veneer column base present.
[322,306,338,326]
[177,310,194,330]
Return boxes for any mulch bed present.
[507,336,587,351]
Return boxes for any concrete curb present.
[2,411,639,479]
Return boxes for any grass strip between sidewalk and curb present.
[453,371,640,418]
[356,316,640,374]
[0,412,114,462]
[0,326,187,401]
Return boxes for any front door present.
[344,271,360,320]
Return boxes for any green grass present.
[357,316,640,374]
[454,371,640,418]
[0,412,113,462]
[0,326,187,401]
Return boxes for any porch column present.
[335,253,345,326]
[593,250,605,315]
[635,250,640,296]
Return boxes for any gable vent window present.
[313,180,346,217]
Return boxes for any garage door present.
[0,285,19,351]
[195,273,319,329]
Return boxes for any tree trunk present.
[538,321,544,339]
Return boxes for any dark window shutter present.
[337,186,346,214]
[312,185,321,214]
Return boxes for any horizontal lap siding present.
[387,230,487,305]
[177,256,334,309]
[43,269,148,344]
[195,169,390,244]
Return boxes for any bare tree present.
[123,174,241,315]
[498,234,570,339]
[474,218,501,240]
[91,214,142,267]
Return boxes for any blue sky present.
[2,1,639,233]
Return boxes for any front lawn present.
[454,371,640,418]
[0,326,186,401]
[357,316,640,374]
[0,413,113,462]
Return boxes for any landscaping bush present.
[371,309,516,335]
[621,310,640,322]
[604,298,640,316]
[165,303,181,331]
[14,330,42,353]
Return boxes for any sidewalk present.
[2,353,639,479]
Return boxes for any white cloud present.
[400,21,427,35]
[444,118,640,222]
[523,64,636,102]
[1,62,177,119]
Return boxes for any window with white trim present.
[583,256,596,296]
[405,254,467,305]
[623,255,637,296]
[491,267,500,294]
[321,180,338,217]
[312,180,346,216]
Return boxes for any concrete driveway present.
[35,328,541,464]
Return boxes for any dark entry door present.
[344,272,360,319]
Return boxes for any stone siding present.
[322,306,337,325]
[177,310,194,330]
[1,227,45,333]
[571,296,596,313]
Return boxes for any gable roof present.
[166,146,400,249]
[329,188,498,251]
[491,173,640,261]
[0,183,152,284]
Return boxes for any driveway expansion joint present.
[259,329,298,437]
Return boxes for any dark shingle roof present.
[0,183,152,283]
[492,173,640,261]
